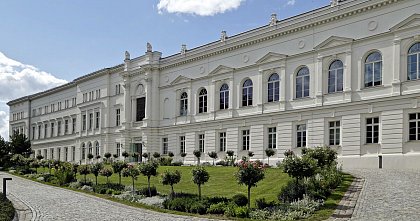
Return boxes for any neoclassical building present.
[8,0,420,168]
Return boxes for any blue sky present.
[0,0,330,138]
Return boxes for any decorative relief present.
[368,21,378,31]
[137,84,144,94]
[164,75,169,83]
[298,40,305,49]
[199,66,205,74]
[243,55,250,63]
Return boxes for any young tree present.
[139,161,159,197]
[95,155,101,162]
[0,136,11,167]
[104,152,112,163]
[208,151,218,165]
[282,155,317,184]
[193,150,202,165]
[36,154,44,161]
[100,168,113,183]
[132,152,139,163]
[226,150,235,166]
[91,162,104,185]
[180,152,187,164]
[122,151,129,161]
[236,160,265,209]
[142,152,150,162]
[168,151,174,157]
[152,152,161,159]
[30,160,40,174]
[161,170,181,198]
[248,151,254,158]
[113,153,118,160]
[111,161,128,185]
[265,149,276,166]
[78,165,91,184]
[87,153,94,164]
[122,165,140,195]
[9,133,32,157]
[192,167,209,199]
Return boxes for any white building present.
[7,0,420,169]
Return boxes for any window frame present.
[268,127,277,149]
[180,92,188,116]
[407,43,420,81]
[242,79,253,107]
[219,84,229,110]
[198,134,205,153]
[179,136,186,154]
[242,129,250,151]
[328,60,344,93]
[268,73,280,102]
[295,67,310,99]
[162,137,169,155]
[364,51,383,88]
[198,88,208,113]
[365,117,380,144]
[219,132,227,152]
[328,120,341,146]
[296,123,307,148]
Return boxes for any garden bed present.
[0,195,15,221]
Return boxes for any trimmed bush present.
[206,202,227,214]
[171,161,183,166]
[255,198,276,210]
[278,179,306,203]
[232,194,248,207]
[137,186,157,196]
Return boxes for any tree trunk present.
[268,157,270,166]
[84,174,87,184]
[119,173,122,185]
[247,185,251,209]
[213,159,215,166]
[171,185,174,198]
[197,157,200,165]
[198,184,201,199]
[148,176,151,197]
[132,177,135,195]
[95,176,98,185]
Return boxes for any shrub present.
[161,170,181,197]
[104,152,112,163]
[142,152,150,161]
[159,157,173,166]
[248,151,254,157]
[278,179,306,203]
[208,151,218,165]
[171,161,183,166]
[224,203,238,217]
[122,151,130,160]
[180,152,187,158]
[0,195,15,221]
[232,194,248,207]
[163,196,209,214]
[216,161,228,166]
[93,183,125,194]
[138,186,158,196]
[255,198,276,210]
[193,150,201,165]
[191,166,209,199]
[282,155,317,182]
[235,160,265,208]
[226,150,235,166]
[234,206,249,218]
[153,152,161,159]
[301,146,337,169]
[55,163,75,186]
[78,165,91,184]
[91,162,104,185]
[113,154,118,159]
[207,202,227,214]
[68,181,82,189]
[168,151,174,157]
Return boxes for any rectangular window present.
[89,113,93,129]
[81,147,85,160]
[58,148,61,160]
[219,132,226,152]
[296,124,307,148]
[72,117,76,133]
[64,120,69,134]
[32,109,36,117]
[72,146,75,161]
[198,134,205,152]
[50,123,54,137]
[82,114,86,131]
[162,138,168,155]
[51,104,55,112]
[44,124,48,138]
[32,126,35,140]
[58,102,62,111]
[242,130,250,150]
[51,149,54,160]
[95,112,100,129]
[366,117,379,144]
[268,127,277,149]
[329,121,341,146]
[57,121,61,136]
[409,113,420,141]
[136,97,146,121]
[38,125,41,139]
[116,109,121,126]
[116,143,121,157]
[65,147,68,161]
[180,136,186,153]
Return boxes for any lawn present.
[39,165,290,205]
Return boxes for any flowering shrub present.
[235,160,265,209]
[122,164,140,194]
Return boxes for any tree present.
[248,151,254,158]
[139,161,159,197]
[111,161,128,185]
[161,170,181,197]
[122,151,129,161]
[192,167,209,199]
[226,150,235,166]
[142,152,150,162]
[168,151,174,158]
[87,153,94,163]
[30,161,40,173]
[95,155,101,162]
[104,152,112,163]
[153,152,161,159]
[282,155,317,183]
[9,133,32,157]
[236,160,265,209]
[78,165,91,184]
[132,152,139,163]
[100,168,113,183]
[301,146,337,169]
[265,149,276,166]
[36,155,44,161]
[180,152,187,163]
[91,163,104,185]
[113,154,118,159]
[193,150,202,165]
[0,136,11,167]
[122,165,140,195]
[208,151,218,165]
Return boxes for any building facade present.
[7,0,420,169]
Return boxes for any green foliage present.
[168,151,174,157]
[282,155,317,181]
[193,150,201,165]
[284,149,295,158]
[226,150,235,166]
[91,163,104,185]
[139,161,159,197]
[36,155,44,161]
[171,161,183,166]
[161,170,181,196]
[113,154,118,159]
[248,151,254,157]
[278,179,306,203]
[265,148,276,165]
[93,183,125,194]
[0,136,11,167]
[232,194,248,207]
[236,160,265,208]
[234,206,249,218]
[152,152,161,159]
[163,197,208,214]
[111,161,128,185]
[0,195,15,221]
[100,167,113,183]
[55,162,76,186]
[255,198,276,210]
[9,133,32,157]
[122,151,129,159]
[122,164,140,194]
[87,153,94,160]
[159,157,173,166]
[180,152,187,158]
[78,165,91,183]
[138,186,158,196]
[226,150,234,157]
[302,146,338,169]
[104,152,112,161]
[191,166,209,199]
[206,202,227,214]
[142,152,150,160]
[208,151,218,165]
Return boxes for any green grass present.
[0,195,15,221]
[39,165,290,205]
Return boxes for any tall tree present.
[0,136,11,167]
[9,133,32,157]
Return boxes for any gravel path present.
[348,169,420,221]
[0,172,214,221]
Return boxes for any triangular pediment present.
[208,65,234,76]
[255,52,287,64]
[390,14,420,32]
[170,75,192,85]
[314,36,354,50]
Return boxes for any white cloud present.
[287,0,296,6]
[0,52,67,139]
[157,0,245,16]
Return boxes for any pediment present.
[390,14,420,32]
[255,52,287,64]
[314,36,354,50]
[208,65,234,76]
[170,75,192,85]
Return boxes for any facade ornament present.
[181,44,187,55]
[220,31,227,42]
[330,0,339,7]
[269,13,277,26]
[125,51,130,60]
[147,42,152,52]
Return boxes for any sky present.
[0,0,330,139]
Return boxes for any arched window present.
[220,84,229,110]
[180,92,188,116]
[328,60,344,93]
[408,43,420,80]
[88,143,93,155]
[198,88,208,113]
[242,79,253,106]
[364,52,382,87]
[95,142,100,156]
[81,143,86,160]
[296,67,310,98]
[268,73,280,102]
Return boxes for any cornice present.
[159,0,404,71]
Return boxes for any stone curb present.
[7,193,35,221]
[326,176,365,221]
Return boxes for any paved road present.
[0,172,212,221]
[348,169,420,221]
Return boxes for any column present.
[344,51,353,102]
[280,66,286,111]
[392,38,401,96]
[315,56,323,106]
